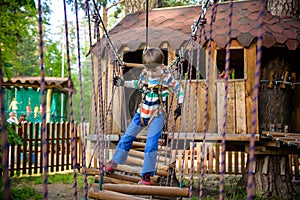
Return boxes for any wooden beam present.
[129,149,171,163]
[261,131,300,137]
[88,188,147,200]
[245,145,300,155]
[124,62,144,68]
[92,183,189,197]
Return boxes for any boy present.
[105,47,184,185]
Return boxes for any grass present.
[0,171,94,200]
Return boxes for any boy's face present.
[146,65,163,78]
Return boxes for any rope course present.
[3,0,297,199]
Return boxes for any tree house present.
[90,0,300,140]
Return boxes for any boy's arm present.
[167,74,184,104]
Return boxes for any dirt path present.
[33,183,85,200]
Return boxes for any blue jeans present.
[112,112,164,177]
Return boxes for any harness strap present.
[140,73,165,127]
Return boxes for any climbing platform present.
[84,136,190,199]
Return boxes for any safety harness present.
[139,72,167,127]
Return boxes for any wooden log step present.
[127,156,170,172]
[129,149,171,163]
[85,167,165,181]
[99,176,136,185]
[95,173,160,186]
[92,183,190,197]
[132,141,171,151]
[135,135,165,144]
[88,187,147,200]
[116,165,168,177]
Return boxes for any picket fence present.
[3,123,299,181]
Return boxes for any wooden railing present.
[6,122,82,176]
[176,142,299,180]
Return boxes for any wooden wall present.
[91,40,260,135]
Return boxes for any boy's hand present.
[174,104,182,121]
[113,76,124,87]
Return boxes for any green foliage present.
[6,123,23,145]
[162,0,199,7]
[0,0,37,76]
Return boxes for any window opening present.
[216,49,244,79]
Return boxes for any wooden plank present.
[235,81,247,133]
[197,143,201,174]
[22,124,27,174]
[56,123,60,172]
[88,188,147,200]
[217,81,225,134]
[244,43,258,135]
[10,143,15,176]
[28,123,33,175]
[34,123,39,174]
[93,183,190,197]
[61,123,65,171]
[227,82,236,134]
[208,144,213,174]
[66,122,70,170]
[51,123,55,172]
[215,143,220,174]
[16,125,21,174]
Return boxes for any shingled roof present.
[2,77,74,93]
[101,0,299,53]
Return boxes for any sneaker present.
[105,160,117,174]
[138,173,151,185]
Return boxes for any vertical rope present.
[74,0,88,199]
[63,0,77,198]
[188,40,196,199]
[247,0,264,199]
[219,1,232,199]
[0,48,9,200]
[200,2,217,199]
[95,18,105,191]
[85,1,99,168]
[38,0,48,199]
[178,60,188,189]
[145,0,149,49]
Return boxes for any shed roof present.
[101,0,299,53]
[2,77,74,93]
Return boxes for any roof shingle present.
[100,0,299,53]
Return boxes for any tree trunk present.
[233,155,296,199]
[267,0,299,19]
